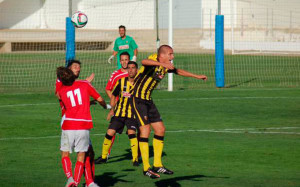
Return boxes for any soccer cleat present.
[86,182,100,187]
[65,177,75,187]
[94,156,107,164]
[132,160,139,167]
[143,168,160,179]
[153,166,174,175]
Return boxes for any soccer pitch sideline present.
[0,88,299,187]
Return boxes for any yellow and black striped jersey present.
[112,77,134,118]
[131,53,176,101]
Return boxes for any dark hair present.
[119,51,130,60]
[119,25,126,30]
[56,66,75,86]
[66,59,81,68]
[128,61,138,68]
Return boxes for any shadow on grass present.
[154,174,229,187]
[107,146,166,164]
[94,172,132,187]
[225,78,257,88]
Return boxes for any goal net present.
[0,0,299,93]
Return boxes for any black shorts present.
[108,116,138,134]
[131,97,162,126]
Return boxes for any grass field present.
[0,88,300,187]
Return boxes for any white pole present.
[168,0,173,92]
[231,0,234,54]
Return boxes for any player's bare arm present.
[105,89,113,99]
[96,96,107,109]
[85,73,95,82]
[106,95,117,120]
[176,68,207,80]
[141,59,174,70]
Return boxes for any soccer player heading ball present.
[131,45,207,179]
[56,67,108,187]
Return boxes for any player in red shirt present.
[55,60,94,116]
[56,61,100,187]
[57,67,108,187]
[94,52,130,163]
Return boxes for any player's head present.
[56,66,75,86]
[158,45,174,62]
[120,52,130,69]
[119,25,126,38]
[127,61,138,78]
[67,59,81,79]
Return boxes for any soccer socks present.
[139,138,151,171]
[84,155,94,186]
[74,161,84,186]
[108,135,116,155]
[101,134,113,159]
[153,135,164,168]
[128,134,138,162]
[62,156,73,178]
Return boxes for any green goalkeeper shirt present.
[113,35,138,69]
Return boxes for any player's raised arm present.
[85,73,95,82]
[176,68,207,80]
[141,59,174,70]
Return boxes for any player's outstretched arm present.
[85,73,95,82]
[141,59,174,70]
[96,96,108,109]
[177,68,207,80]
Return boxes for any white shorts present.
[60,130,90,153]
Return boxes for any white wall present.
[0,0,154,30]
[0,0,299,30]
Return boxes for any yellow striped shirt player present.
[96,61,140,166]
[131,45,207,178]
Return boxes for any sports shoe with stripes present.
[153,166,174,175]
[86,182,100,187]
[65,177,75,187]
[143,168,160,179]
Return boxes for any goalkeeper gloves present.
[108,55,114,64]
[132,55,137,62]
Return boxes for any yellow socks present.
[153,135,164,167]
[128,134,138,162]
[139,138,151,171]
[101,134,113,159]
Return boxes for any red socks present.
[74,161,84,186]
[62,157,73,178]
[84,156,94,186]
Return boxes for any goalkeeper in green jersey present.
[108,25,138,69]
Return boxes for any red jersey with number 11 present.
[58,80,100,130]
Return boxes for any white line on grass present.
[1,96,300,108]
[1,127,299,141]
[0,103,57,108]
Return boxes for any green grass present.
[0,52,299,93]
[0,88,300,186]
